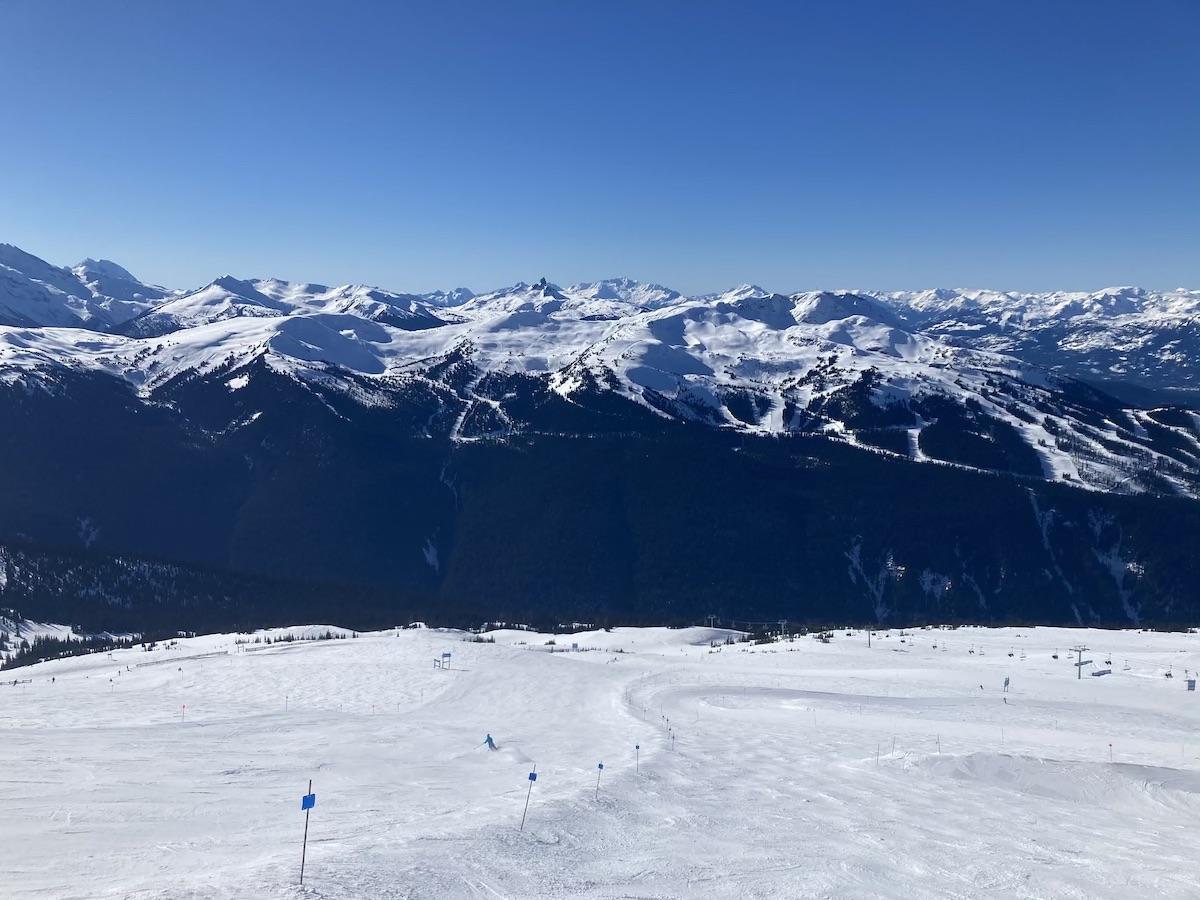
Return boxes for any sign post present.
[635,744,640,774]
[520,766,537,832]
[442,652,452,669]
[595,762,604,800]
[300,781,316,884]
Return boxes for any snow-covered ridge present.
[0,244,168,330]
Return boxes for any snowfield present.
[4,625,1200,899]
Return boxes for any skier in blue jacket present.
[485,733,497,750]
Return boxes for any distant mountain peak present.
[717,284,772,302]
[790,290,905,328]
[73,258,139,283]
[568,277,683,308]
[422,287,475,308]
[210,275,262,294]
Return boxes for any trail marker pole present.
[1109,743,1113,762]
[285,695,289,711]
[635,744,640,774]
[181,704,186,723]
[596,762,604,800]
[520,766,537,831]
[300,781,316,884]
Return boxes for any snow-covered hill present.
[0,612,81,667]
[119,277,450,337]
[1,244,1198,498]
[0,607,135,668]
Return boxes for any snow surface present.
[4,624,1200,899]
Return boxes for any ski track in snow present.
[3,625,1200,899]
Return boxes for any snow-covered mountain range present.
[5,241,1200,629]
[2,243,1199,500]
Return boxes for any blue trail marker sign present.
[520,766,537,831]
[300,781,315,884]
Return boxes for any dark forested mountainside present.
[1,364,1197,632]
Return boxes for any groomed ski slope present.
[3,625,1200,899]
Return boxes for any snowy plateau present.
[3,624,1200,899]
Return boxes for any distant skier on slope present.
[485,733,498,751]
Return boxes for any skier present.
[485,733,498,751]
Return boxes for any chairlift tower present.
[1072,645,1089,680]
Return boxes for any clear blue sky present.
[2,0,1197,295]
